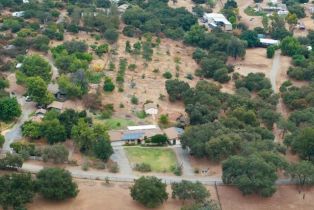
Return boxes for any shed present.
[47,101,63,111]
[144,103,158,115]
[16,63,22,69]
[12,11,25,17]
[203,13,232,31]
[259,38,280,46]
[35,108,47,116]
[118,4,129,13]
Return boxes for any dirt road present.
[270,51,281,93]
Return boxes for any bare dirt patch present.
[218,185,314,210]
[189,156,222,178]
[168,0,195,12]
[102,35,199,123]
[228,48,272,77]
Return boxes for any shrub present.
[93,160,106,169]
[103,77,115,92]
[171,164,182,176]
[109,161,119,173]
[131,95,139,104]
[42,144,69,164]
[82,161,89,171]
[163,71,172,79]
[267,46,276,58]
[134,163,152,172]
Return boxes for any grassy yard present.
[244,6,266,16]
[95,118,135,129]
[124,147,177,173]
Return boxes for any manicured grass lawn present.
[124,147,177,172]
[95,118,135,129]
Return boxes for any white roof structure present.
[277,10,288,15]
[118,4,129,13]
[12,11,25,17]
[127,125,158,131]
[259,38,280,45]
[16,63,22,68]
[23,0,29,3]
[203,13,232,31]
[204,13,231,26]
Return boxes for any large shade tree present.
[36,168,78,200]
[130,176,168,208]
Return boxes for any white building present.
[23,0,29,3]
[259,38,280,46]
[12,11,25,17]
[127,125,158,131]
[118,4,129,13]
[203,13,232,31]
[144,103,158,115]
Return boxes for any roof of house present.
[163,127,184,139]
[109,127,163,141]
[108,130,123,141]
[204,13,232,26]
[122,131,145,140]
[127,125,159,131]
[144,103,157,110]
[47,101,63,110]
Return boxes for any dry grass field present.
[218,185,314,210]
[27,180,217,210]
[26,179,314,210]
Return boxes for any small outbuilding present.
[47,101,63,112]
[144,103,158,115]
[12,11,25,17]
[259,38,280,47]
[118,4,129,13]
[203,13,233,31]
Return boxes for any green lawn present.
[244,6,266,16]
[101,118,135,129]
[124,147,177,173]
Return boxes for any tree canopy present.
[36,168,78,200]
[130,176,168,208]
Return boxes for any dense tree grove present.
[222,153,286,197]
[122,1,196,39]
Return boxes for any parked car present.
[25,96,31,102]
